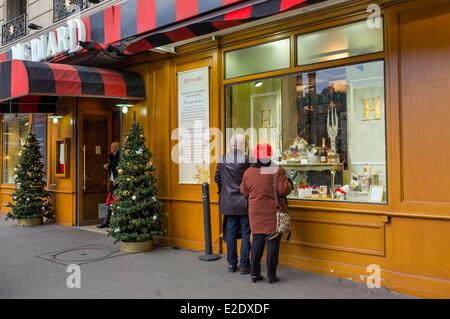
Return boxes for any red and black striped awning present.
[120,0,325,55]
[0,60,145,113]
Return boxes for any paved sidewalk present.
[0,218,411,299]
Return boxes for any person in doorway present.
[98,141,120,228]
[240,143,293,284]
[214,134,251,274]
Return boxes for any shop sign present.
[177,67,210,184]
[11,18,86,62]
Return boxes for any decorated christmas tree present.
[108,113,165,243]
[7,128,52,221]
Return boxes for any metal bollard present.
[199,182,221,261]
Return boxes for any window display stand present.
[279,162,344,199]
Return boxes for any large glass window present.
[2,114,29,184]
[225,38,290,79]
[226,61,387,204]
[2,114,47,184]
[297,19,384,66]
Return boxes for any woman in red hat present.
[240,143,293,283]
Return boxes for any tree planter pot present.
[17,217,43,227]
[120,240,153,253]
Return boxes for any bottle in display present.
[320,137,328,163]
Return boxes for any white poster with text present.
[177,67,210,184]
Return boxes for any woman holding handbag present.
[240,143,293,284]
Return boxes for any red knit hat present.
[252,143,273,161]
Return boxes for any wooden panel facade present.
[125,0,449,298]
[0,0,449,298]
[386,0,450,298]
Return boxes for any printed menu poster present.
[177,67,210,184]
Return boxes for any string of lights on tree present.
[108,112,165,243]
[6,128,52,221]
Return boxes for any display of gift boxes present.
[280,103,385,202]
[281,136,339,165]
[289,164,383,202]
[294,185,346,200]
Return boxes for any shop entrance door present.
[77,109,112,226]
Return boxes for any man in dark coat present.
[98,141,120,228]
[214,134,251,274]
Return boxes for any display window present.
[225,60,387,203]
[2,114,47,184]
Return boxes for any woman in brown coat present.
[240,143,293,283]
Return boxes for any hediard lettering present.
[56,26,70,53]
[180,303,214,317]
[47,31,58,57]
[11,18,86,62]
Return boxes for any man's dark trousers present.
[226,215,250,268]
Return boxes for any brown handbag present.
[268,170,292,241]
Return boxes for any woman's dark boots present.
[251,275,264,283]
[251,275,280,283]
[97,207,111,228]
[268,276,280,284]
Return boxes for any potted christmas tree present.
[108,113,165,253]
[7,128,52,226]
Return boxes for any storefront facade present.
[0,0,449,298]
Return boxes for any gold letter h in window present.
[362,97,382,121]
[260,109,272,128]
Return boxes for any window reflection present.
[2,113,47,184]
[226,61,387,203]
[2,114,29,184]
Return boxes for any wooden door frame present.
[76,107,113,226]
